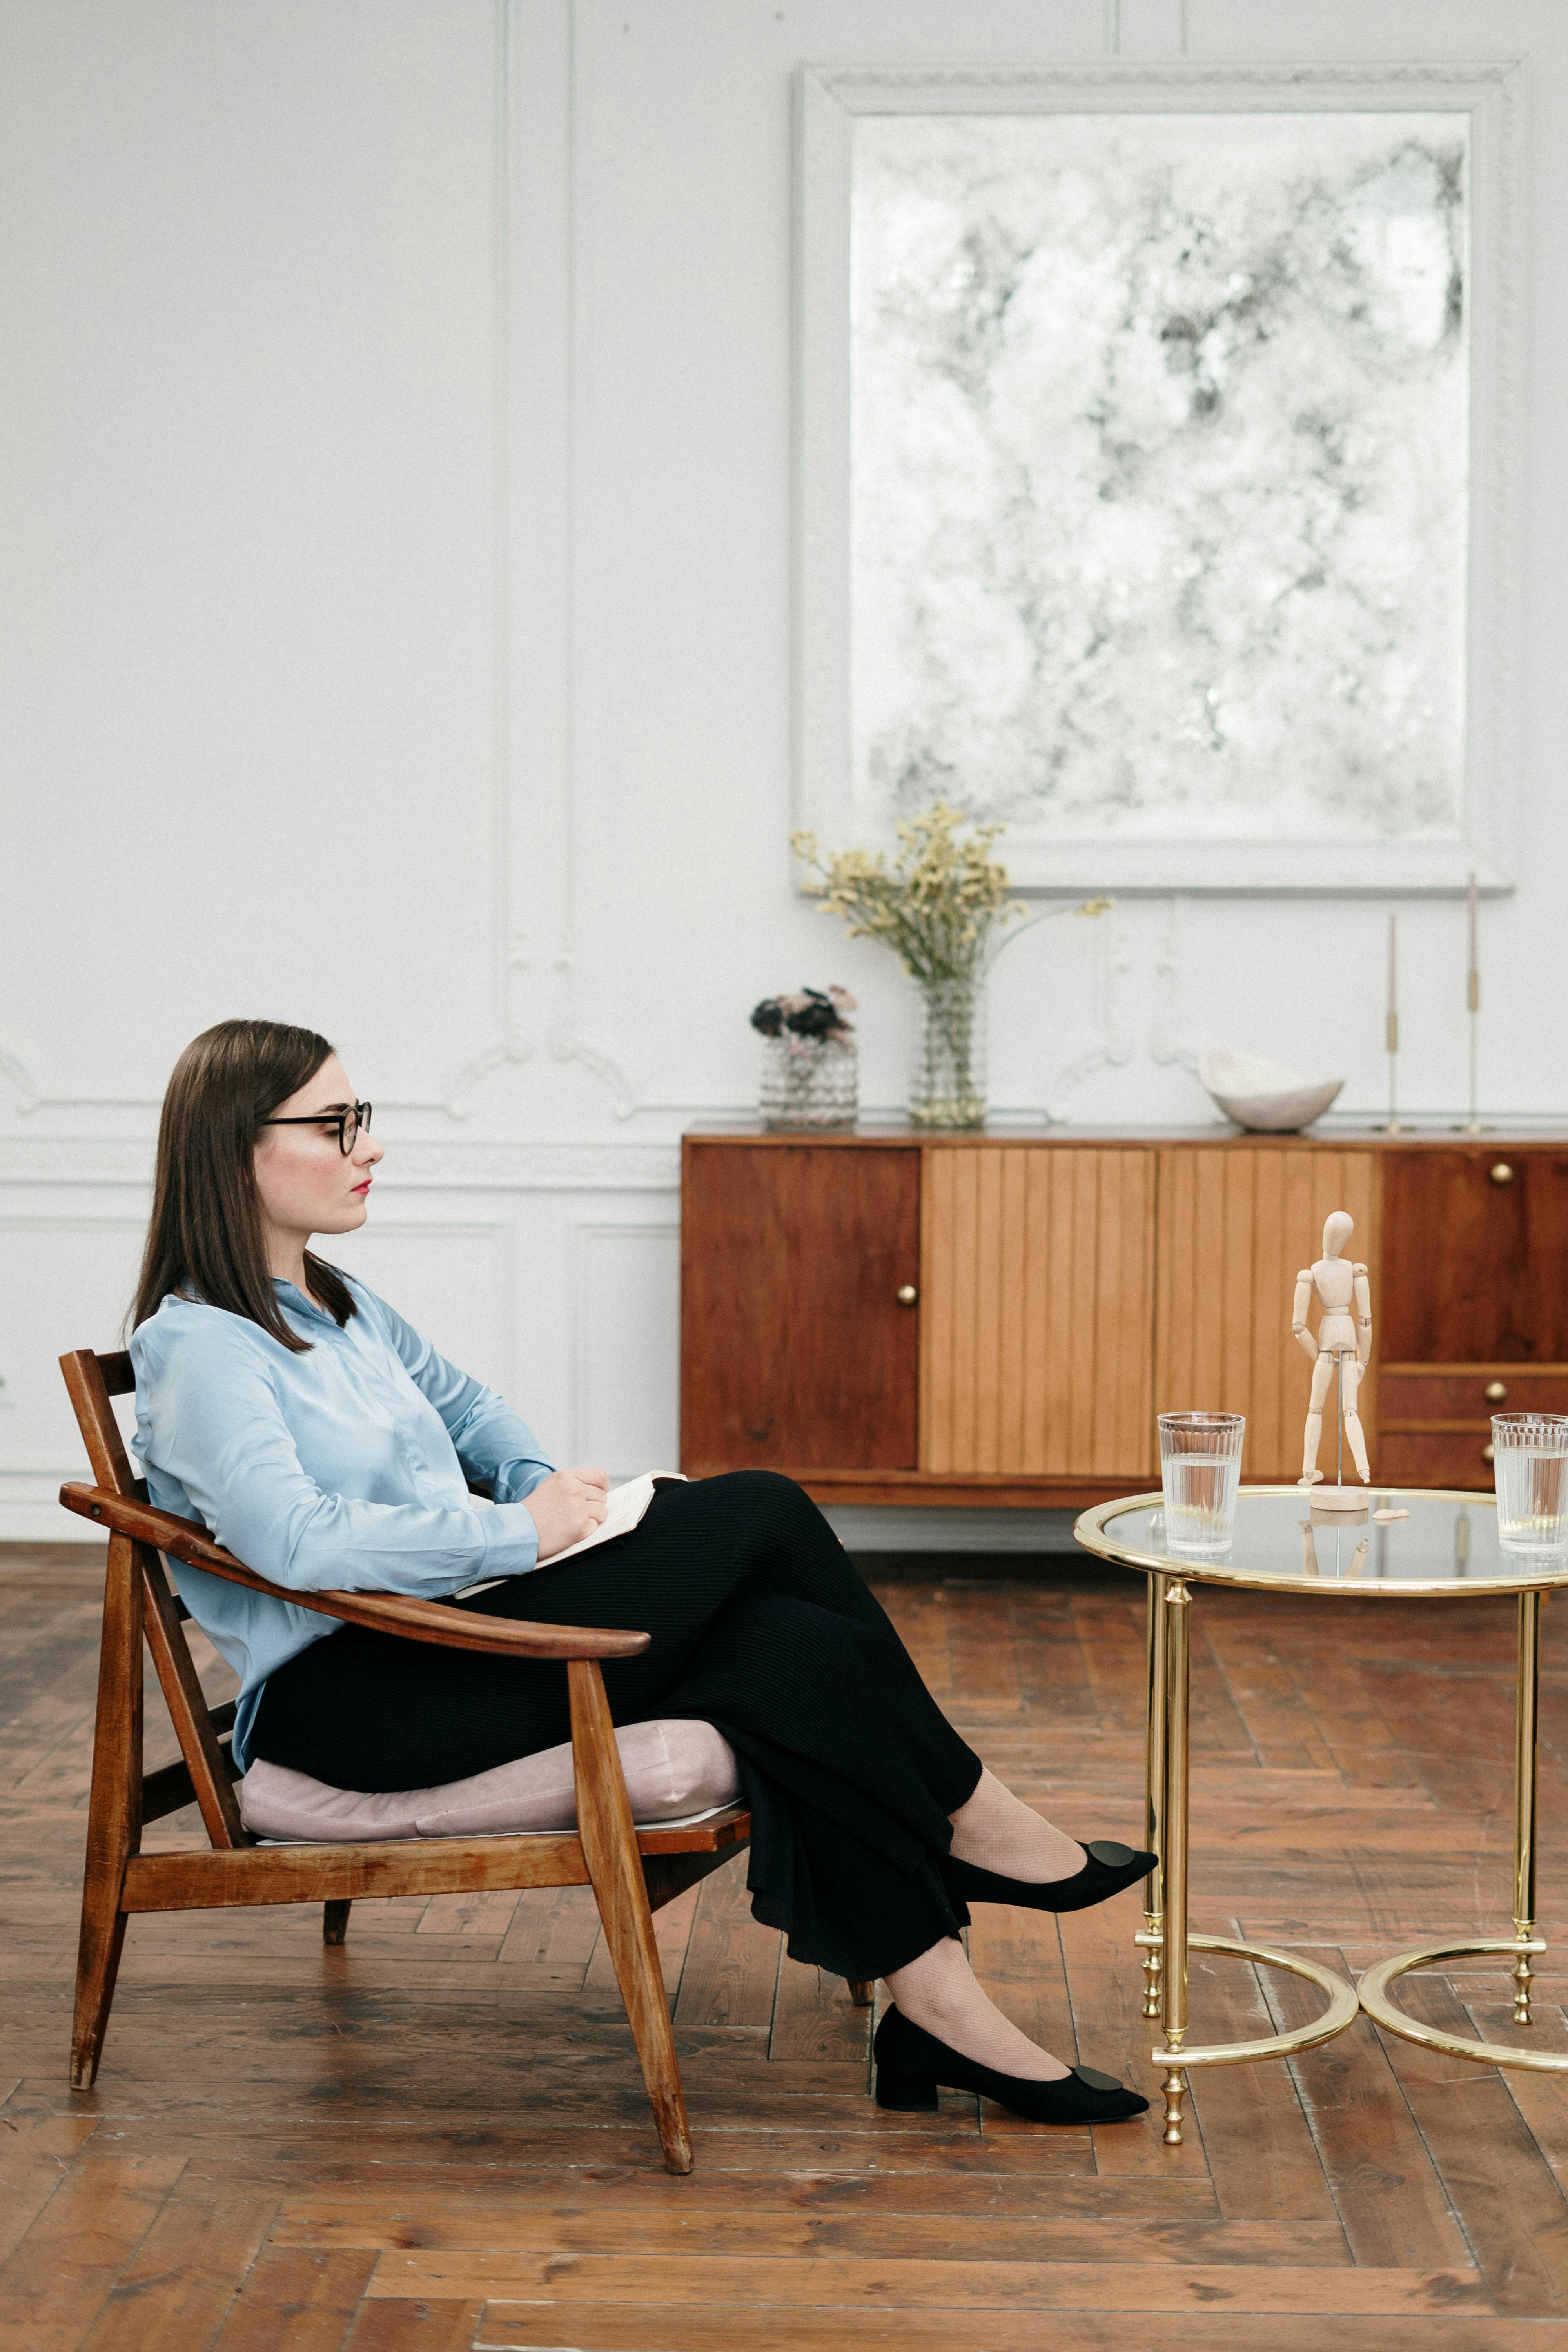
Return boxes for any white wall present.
[5,0,1566,1537]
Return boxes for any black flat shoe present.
[940,1839,1157,1915]
[873,2005,1148,2125]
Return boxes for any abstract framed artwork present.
[795,62,1523,892]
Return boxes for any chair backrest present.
[60,1346,246,1849]
[60,1349,141,1500]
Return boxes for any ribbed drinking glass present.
[1158,1412,1245,1554]
[1492,1414,1568,1553]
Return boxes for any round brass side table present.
[1073,1486,1568,2146]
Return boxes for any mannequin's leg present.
[1341,1358,1372,1483]
[1299,1352,1335,1483]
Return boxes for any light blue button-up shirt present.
[130,1275,556,1770]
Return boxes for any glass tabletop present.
[1074,1486,1568,1594]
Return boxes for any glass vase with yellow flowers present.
[792,803,1109,1129]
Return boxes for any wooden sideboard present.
[679,1126,1568,1507]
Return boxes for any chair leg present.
[847,1978,875,2007]
[72,1904,128,2092]
[568,1659,693,2175]
[323,1900,351,1945]
[72,1534,143,2090]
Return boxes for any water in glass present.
[1162,1453,1242,1552]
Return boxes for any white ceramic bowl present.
[1199,1049,1344,1135]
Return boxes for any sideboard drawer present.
[1376,1430,1497,1490]
[1379,1368,1568,1424]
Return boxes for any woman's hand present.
[524,1466,611,1561]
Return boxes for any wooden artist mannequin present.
[1293,1209,1372,1500]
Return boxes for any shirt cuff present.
[490,1461,555,1506]
[478,1500,541,1576]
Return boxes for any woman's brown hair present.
[131,1018,358,1351]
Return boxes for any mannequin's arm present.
[1353,1265,1372,1367]
[1291,1272,1318,1363]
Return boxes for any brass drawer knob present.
[1490,1162,1514,1185]
[896,1284,918,1307]
[1486,1380,1508,1403]
[1483,1442,1495,1463]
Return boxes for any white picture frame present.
[795,59,1523,895]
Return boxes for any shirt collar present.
[272,1276,340,1327]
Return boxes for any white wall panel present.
[572,1222,681,1477]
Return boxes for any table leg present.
[1358,1580,1557,2071]
[1141,1570,1168,2021]
[1157,1579,1191,2146]
[1514,1588,1541,2027]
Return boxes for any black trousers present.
[250,1470,982,1980]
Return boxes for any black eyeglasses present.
[258,1101,372,1156]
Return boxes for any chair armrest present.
[58,1481,649,1662]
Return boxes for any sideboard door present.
[920,1147,1156,1477]
[1155,1146,1379,1483]
[1377,1147,1568,1488]
[680,1143,920,1473]
[1381,1148,1568,1363]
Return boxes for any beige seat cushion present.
[238,1718,740,1843]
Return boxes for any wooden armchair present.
[57,1346,771,2173]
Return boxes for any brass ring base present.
[1149,1931,1359,2072]
[1357,1939,1568,2072]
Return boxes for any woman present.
[131,1019,1152,2125]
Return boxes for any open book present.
[543,1471,688,1566]
[459,1471,687,1596]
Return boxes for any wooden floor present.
[4,1546,1568,2349]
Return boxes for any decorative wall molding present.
[809,58,1526,102]
[362,1140,680,1191]
[548,940,637,1118]
[1105,0,1188,57]
[1041,898,1212,1119]
[0,1135,681,1192]
[0,1040,40,1114]
[0,1031,161,1118]
[0,1140,154,1185]
[1147,898,1203,1082]
[433,0,539,1118]
[486,0,642,1125]
[1042,909,1137,1122]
